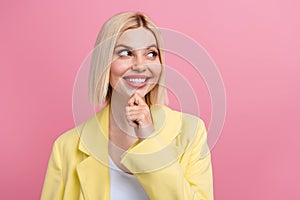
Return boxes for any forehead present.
[115,27,157,49]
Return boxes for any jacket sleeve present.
[41,141,64,200]
[182,120,214,199]
[121,119,214,200]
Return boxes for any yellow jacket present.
[41,105,214,200]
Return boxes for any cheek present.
[109,61,130,87]
[153,64,162,80]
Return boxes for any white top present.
[109,157,149,200]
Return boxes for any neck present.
[109,90,135,138]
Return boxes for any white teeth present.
[128,78,146,83]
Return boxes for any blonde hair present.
[89,12,167,106]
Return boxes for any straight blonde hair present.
[89,12,167,106]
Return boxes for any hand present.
[125,93,154,139]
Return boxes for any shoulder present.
[51,127,81,155]
[157,104,206,131]
[156,105,209,158]
[164,106,210,158]
[51,109,106,157]
[55,127,80,145]
[164,105,208,146]
[151,104,207,143]
[53,111,100,147]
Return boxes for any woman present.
[41,12,214,200]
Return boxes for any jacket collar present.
[77,104,183,158]
[77,105,109,158]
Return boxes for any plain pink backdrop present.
[1,0,299,199]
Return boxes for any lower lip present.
[124,79,148,88]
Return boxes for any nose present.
[132,54,146,72]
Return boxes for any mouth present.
[123,75,150,88]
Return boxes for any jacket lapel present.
[76,106,110,199]
[76,156,109,200]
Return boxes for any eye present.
[117,49,132,57]
[146,51,158,58]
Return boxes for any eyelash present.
[147,51,158,58]
[117,49,158,58]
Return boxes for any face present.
[109,27,162,98]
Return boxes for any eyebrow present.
[114,44,158,50]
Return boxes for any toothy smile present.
[127,78,146,83]
[123,75,150,88]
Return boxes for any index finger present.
[128,93,146,106]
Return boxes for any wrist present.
[134,124,154,139]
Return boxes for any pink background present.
[1,0,299,199]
